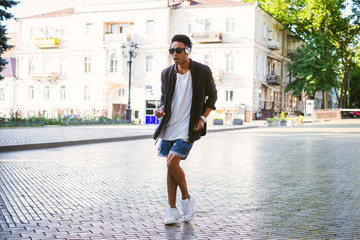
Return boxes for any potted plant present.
[272,116,281,126]
[280,118,287,126]
[232,118,243,125]
[213,118,224,125]
[266,118,274,127]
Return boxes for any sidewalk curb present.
[0,126,257,152]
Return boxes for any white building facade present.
[7,0,301,124]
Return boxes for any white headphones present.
[185,46,191,55]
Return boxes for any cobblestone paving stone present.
[1,121,360,239]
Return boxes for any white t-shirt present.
[160,71,193,141]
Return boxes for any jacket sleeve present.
[160,69,166,107]
[204,67,217,110]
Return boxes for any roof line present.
[21,8,75,19]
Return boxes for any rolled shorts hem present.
[157,151,189,160]
[157,139,193,160]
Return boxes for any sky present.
[3,0,355,33]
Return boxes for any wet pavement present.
[0,120,360,239]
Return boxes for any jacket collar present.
[172,58,194,74]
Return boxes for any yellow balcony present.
[35,38,59,48]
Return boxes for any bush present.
[0,116,130,128]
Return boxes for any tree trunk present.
[340,58,349,108]
[322,92,328,109]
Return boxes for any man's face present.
[169,41,189,65]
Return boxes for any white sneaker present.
[163,205,181,225]
[181,196,195,223]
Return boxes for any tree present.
[348,62,360,108]
[0,0,19,80]
[245,0,360,109]
[286,33,339,107]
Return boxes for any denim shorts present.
[158,139,194,160]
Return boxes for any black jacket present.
[153,59,218,143]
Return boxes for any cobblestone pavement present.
[0,120,360,239]
[0,124,258,152]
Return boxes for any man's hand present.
[154,105,165,118]
[193,118,205,131]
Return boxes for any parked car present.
[349,111,360,118]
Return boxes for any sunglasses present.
[168,47,186,54]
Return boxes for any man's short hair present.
[171,34,192,48]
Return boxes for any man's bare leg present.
[167,169,178,208]
[167,153,190,207]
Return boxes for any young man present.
[153,34,217,225]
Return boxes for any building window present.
[28,59,35,74]
[263,57,266,76]
[146,20,154,33]
[0,88,5,102]
[185,19,193,34]
[44,86,50,100]
[59,58,65,75]
[110,23,128,34]
[118,88,125,97]
[226,18,235,32]
[145,85,153,96]
[146,55,153,72]
[43,57,49,72]
[28,86,34,100]
[84,56,91,73]
[226,54,235,72]
[60,86,66,100]
[29,27,36,40]
[110,53,118,73]
[60,26,66,39]
[256,55,259,74]
[204,18,212,32]
[84,86,90,100]
[85,23,93,36]
[204,54,213,68]
[263,23,267,39]
[268,27,273,40]
[288,72,292,83]
[226,90,234,102]
[45,26,50,38]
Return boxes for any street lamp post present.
[121,42,138,123]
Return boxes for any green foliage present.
[349,64,360,107]
[286,32,339,98]
[244,0,360,108]
[0,0,19,80]
[244,0,349,38]
[0,116,130,128]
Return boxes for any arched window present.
[110,53,118,73]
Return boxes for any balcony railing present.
[267,39,281,50]
[35,38,59,48]
[31,72,58,82]
[191,32,222,43]
[266,74,281,85]
[104,33,132,42]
